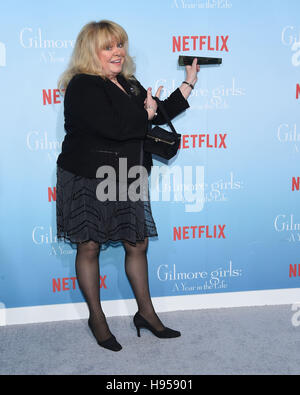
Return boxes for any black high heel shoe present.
[133,312,181,338]
[88,319,122,352]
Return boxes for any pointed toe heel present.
[88,319,122,352]
[133,312,181,339]
[98,335,122,352]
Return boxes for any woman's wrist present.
[182,81,195,90]
[185,76,197,85]
[179,81,193,100]
[179,75,198,99]
[146,106,157,120]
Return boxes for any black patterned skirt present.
[56,165,158,250]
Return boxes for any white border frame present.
[1,288,300,326]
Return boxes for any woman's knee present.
[76,240,101,258]
[123,238,148,254]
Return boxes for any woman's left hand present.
[185,58,200,86]
[144,85,163,120]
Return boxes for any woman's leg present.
[123,238,165,331]
[75,240,112,342]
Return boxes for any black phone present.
[178,56,222,66]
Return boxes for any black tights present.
[75,238,164,343]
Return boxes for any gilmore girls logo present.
[19,28,75,63]
[277,123,299,153]
[274,214,300,243]
[26,130,61,164]
[32,225,74,257]
[26,131,61,152]
[156,78,246,111]
[19,28,75,49]
[281,26,300,67]
[157,262,242,292]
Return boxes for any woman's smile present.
[97,41,126,78]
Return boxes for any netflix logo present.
[289,264,300,278]
[43,89,64,105]
[52,275,107,293]
[173,224,226,240]
[292,177,300,191]
[297,84,300,99]
[179,133,227,149]
[48,187,56,202]
[173,35,229,52]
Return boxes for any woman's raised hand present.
[144,85,163,120]
[185,57,200,86]
[178,58,201,100]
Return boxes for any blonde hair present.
[58,20,136,92]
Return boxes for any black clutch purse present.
[144,97,181,160]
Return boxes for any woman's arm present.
[141,58,200,124]
[178,57,200,100]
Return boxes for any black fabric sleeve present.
[153,88,190,125]
[64,75,148,142]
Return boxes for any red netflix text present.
[179,133,227,149]
[297,84,300,100]
[43,89,64,106]
[173,35,229,52]
[292,177,300,191]
[52,276,107,292]
[173,225,226,241]
[48,187,56,202]
[290,264,300,278]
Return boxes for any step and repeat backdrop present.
[0,0,299,324]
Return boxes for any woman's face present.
[97,39,126,79]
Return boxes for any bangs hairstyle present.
[58,20,137,92]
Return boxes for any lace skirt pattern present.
[56,165,158,250]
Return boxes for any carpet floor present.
[1,305,300,375]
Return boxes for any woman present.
[56,20,200,352]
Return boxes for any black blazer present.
[57,73,190,179]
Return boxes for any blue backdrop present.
[0,0,299,318]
